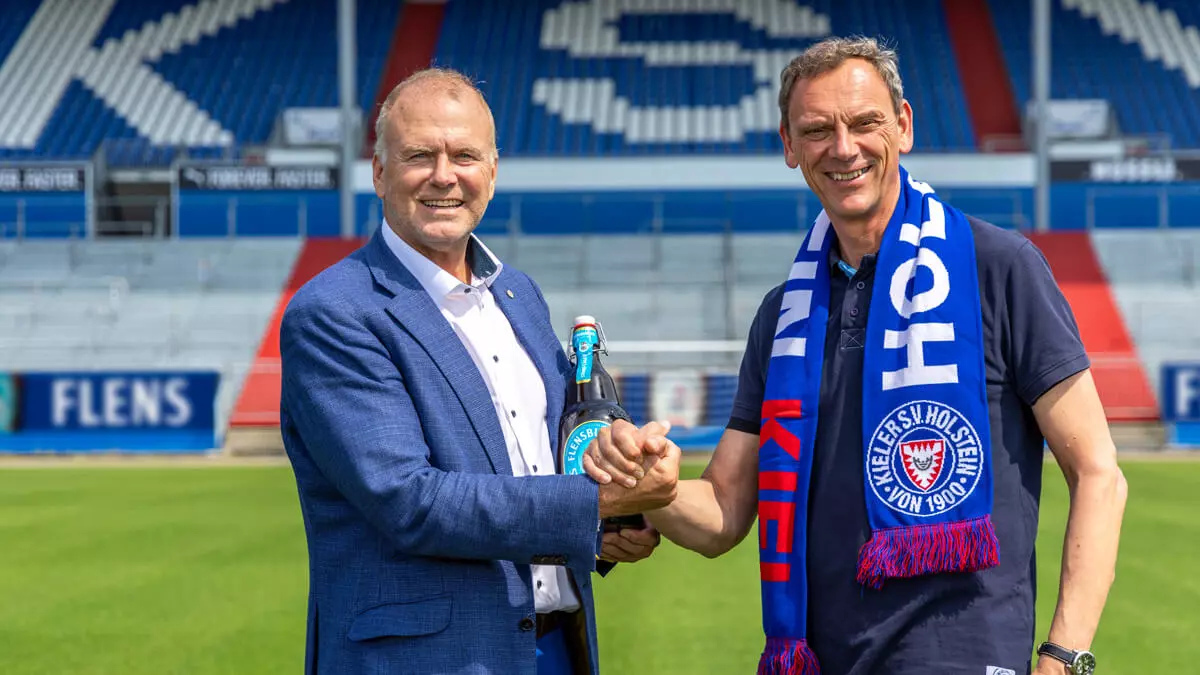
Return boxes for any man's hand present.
[599,522,661,563]
[597,430,680,518]
[584,419,671,487]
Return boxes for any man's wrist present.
[1034,654,1069,675]
[1036,640,1096,675]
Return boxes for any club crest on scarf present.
[869,400,985,516]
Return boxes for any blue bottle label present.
[0,374,14,434]
[572,326,599,384]
[561,420,609,475]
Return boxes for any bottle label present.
[571,325,599,384]
[561,420,609,475]
[0,374,13,433]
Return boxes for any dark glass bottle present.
[558,315,645,531]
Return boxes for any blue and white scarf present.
[756,166,999,674]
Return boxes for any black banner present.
[0,167,86,192]
[1050,157,1200,183]
[177,165,338,191]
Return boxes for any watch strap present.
[1037,641,1076,666]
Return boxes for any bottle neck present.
[571,326,617,402]
[575,352,617,402]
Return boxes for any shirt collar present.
[380,219,503,302]
[827,235,877,279]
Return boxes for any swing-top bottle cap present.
[572,315,597,328]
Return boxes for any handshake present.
[588,419,682,521]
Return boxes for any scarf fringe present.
[855,515,999,590]
[757,637,820,675]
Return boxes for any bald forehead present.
[384,78,496,149]
[394,77,485,110]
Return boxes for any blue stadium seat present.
[617,374,651,426]
[703,373,738,427]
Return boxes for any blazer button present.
[519,616,535,632]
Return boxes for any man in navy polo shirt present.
[585,37,1127,675]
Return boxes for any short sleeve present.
[728,286,784,433]
[1004,240,1091,406]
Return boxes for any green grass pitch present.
[0,459,1193,673]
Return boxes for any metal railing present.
[0,218,87,240]
[1083,183,1200,230]
[0,276,130,321]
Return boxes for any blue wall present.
[0,193,89,238]
[12,183,1200,239]
[175,190,381,237]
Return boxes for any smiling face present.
[780,58,913,227]
[372,81,497,270]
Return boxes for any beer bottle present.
[558,315,645,531]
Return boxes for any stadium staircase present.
[940,0,1023,148]
[1029,232,1159,424]
[362,1,446,156]
[225,237,363,453]
[1092,229,1200,402]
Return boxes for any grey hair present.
[777,36,904,133]
[373,67,498,163]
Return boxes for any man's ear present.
[372,153,386,199]
[781,122,800,169]
[897,99,914,155]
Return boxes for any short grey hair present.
[373,67,498,163]
[777,36,904,133]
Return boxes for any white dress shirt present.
[382,222,582,614]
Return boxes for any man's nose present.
[430,154,456,186]
[831,127,857,161]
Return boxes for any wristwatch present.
[1037,642,1096,675]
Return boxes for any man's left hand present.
[599,522,661,563]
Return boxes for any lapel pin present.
[506,289,514,298]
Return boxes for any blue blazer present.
[279,231,604,674]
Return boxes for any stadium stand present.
[0,238,301,433]
[1,0,1195,451]
[990,0,1200,148]
[0,0,401,166]
[433,0,975,155]
[1093,229,1200,395]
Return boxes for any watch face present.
[1072,651,1096,675]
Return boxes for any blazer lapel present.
[492,270,569,455]
[364,232,511,475]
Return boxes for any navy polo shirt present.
[729,216,1090,675]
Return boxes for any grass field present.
[0,459,1194,674]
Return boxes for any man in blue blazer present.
[279,68,679,674]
